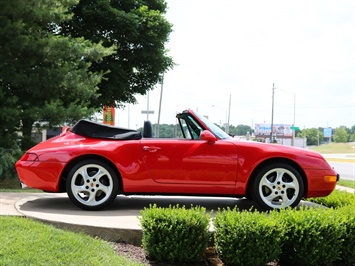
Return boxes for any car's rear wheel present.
[252,163,304,210]
[66,160,118,210]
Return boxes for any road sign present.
[324,128,332,137]
[290,126,300,130]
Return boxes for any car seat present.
[143,121,153,138]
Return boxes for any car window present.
[193,111,230,139]
[178,118,191,139]
[187,116,202,139]
[177,115,203,140]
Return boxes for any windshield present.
[193,111,231,140]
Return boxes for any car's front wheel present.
[252,163,304,210]
[66,160,119,210]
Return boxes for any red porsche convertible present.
[16,109,339,211]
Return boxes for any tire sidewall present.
[66,159,119,210]
[252,163,304,210]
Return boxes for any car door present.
[141,137,238,188]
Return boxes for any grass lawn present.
[0,216,143,266]
[338,179,355,189]
[309,142,355,154]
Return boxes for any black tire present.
[66,159,119,210]
[251,163,304,210]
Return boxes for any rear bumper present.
[15,160,65,192]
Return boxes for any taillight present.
[23,153,39,161]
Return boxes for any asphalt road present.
[327,161,355,181]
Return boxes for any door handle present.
[143,146,161,152]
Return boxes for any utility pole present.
[291,93,296,146]
[270,83,275,143]
[227,94,231,134]
[156,74,164,137]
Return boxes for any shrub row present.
[216,207,354,266]
[214,208,283,266]
[308,189,355,208]
[139,204,210,264]
[139,191,355,266]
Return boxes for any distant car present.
[16,109,339,211]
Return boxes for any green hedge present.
[139,204,210,264]
[308,189,355,208]
[335,205,355,265]
[214,208,283,266]
[139,191,355,266]
[274,207,345,266]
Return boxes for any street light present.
[156,74,164,137]
[270,84,275,143]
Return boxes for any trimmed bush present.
[139,204,210,264]
[308,189,355,208]
[335,205,355,265]
[138,190,354,265]
[274,207,345,266]
[214,208,283,266]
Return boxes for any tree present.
[297,128,323,146]
[228,124,253,136]
[0,0,115,150]
[333,127,348,143]
[60,0,174,108]
[156,124,176,138]
[350,125,355,142]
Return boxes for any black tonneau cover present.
[70,120,142,140]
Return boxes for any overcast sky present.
[115,0,355,130]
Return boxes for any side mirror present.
[200,130,217,144]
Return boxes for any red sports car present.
[16,109,339,211]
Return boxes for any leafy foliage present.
[297,128,323,146]
[61,0,174,108]
[138,189,355,266]
[350,125,355,142]
[0,0,115,150]
[308,189,355,208]
[306,190,355,265]
[0,148,22,180]
[228,124,253,136]
[139,204,210,264]
[335,205,355,265]
[333,126,348,143]
[275,207,345,266]
[214,208,283,266]
[1,0,174,150]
